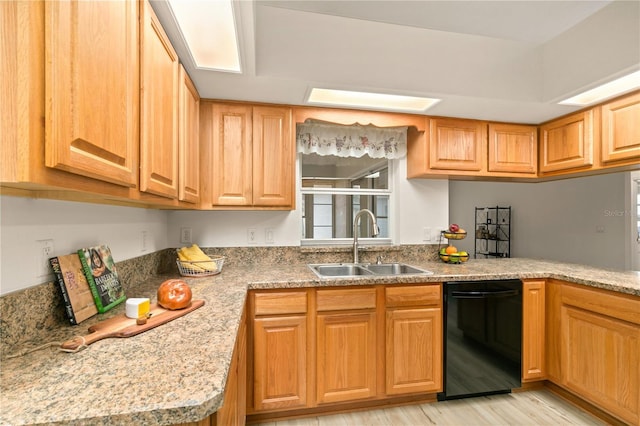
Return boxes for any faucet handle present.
[376,255,384,264]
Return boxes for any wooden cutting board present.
[61,299,205,350]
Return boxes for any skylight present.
[167,0,241,73]
[307,88,440,113]
[559,70,640,106]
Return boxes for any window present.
[301,153,392,245]
[297,120,407,245]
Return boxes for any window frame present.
[300,156,395,246]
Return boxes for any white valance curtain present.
[296,120,407,159]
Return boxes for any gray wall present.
[449,172,628,270]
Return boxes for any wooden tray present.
[61,299,205,350]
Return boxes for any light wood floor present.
[253,390,605,425]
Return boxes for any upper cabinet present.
[539,110,594,174]
[488,124,537,175]
[252,106,294,207]
[408,118,537,178]
[139,0,180,199]
[201,102,294,209]
[600,91,640,164]
[429,118,487,172]
[44,0,139,188]
[178,66,200,204]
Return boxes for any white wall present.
[0,196,168,295]
[449,172,628,270]
[0,158,450,294]
[166,158,450,247]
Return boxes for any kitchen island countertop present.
[1,258,639,425]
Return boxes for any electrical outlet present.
[423,227,431,241]
[37,239,54,277]
[141,231,148,252]
[180,227,192,244]
[247,228,257,244]
[265,228,275,244]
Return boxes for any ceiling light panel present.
[559,70,640,106]
[167,0,241,72]
[307,88,440,113]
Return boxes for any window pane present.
[302,153,388,188]
[303,194,389,240]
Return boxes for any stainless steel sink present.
[308,263,432,278]
[365,263,429,275]
[311,264,374,277]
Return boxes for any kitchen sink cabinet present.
[139,0,180,200]
[247,285,443,421]
[601,91,640,164]
[249,291,309,413]
[178,65,201,204]
[539,110,594,174]
[44,0,140,188]
[522,279,545,382]
[316,288,377,404]
[385,285,442,395]
[201,102,294,209]
[551,281,640,425]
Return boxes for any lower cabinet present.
[547,281,640,425]
[385,285,442,395]
[247,284,443,420]
[522,279,545,381]
[316,288,377,404]
[250,291,309,412]
[560,284,640,425]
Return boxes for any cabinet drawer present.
[385,285,441,307]
[317,288,376,311]
[561,284,640,326]
[253,291,307,315]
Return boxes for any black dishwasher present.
[438,279,522,401]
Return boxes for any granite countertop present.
[1,258,639,425]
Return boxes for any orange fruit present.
[445,245,457,254]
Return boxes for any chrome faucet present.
[353,209,379,264]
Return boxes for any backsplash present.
[0,244,439,357]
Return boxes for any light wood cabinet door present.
[385,307,442,395]
[522,280,545,381]
[316,311,377,404]
[545,280,562,383]
[210,104,253,206]
[488,124,537,174]
[429,118,487,172]
[45,0,139,187]
[601,91,640,164]
[539,110,594,173]
[252,106,294,207]
[178,66,200,204]
[562,306,639,425]
[253,315,307,412]
[140,0,179,199]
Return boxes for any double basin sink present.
[309,262,433,278]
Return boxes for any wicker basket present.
[176,256,225,277]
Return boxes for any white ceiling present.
[151,0,640,124]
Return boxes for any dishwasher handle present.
[451,289,519,299]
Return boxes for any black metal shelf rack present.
[474,206,511,258]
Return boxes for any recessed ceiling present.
[150,0,640,124]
